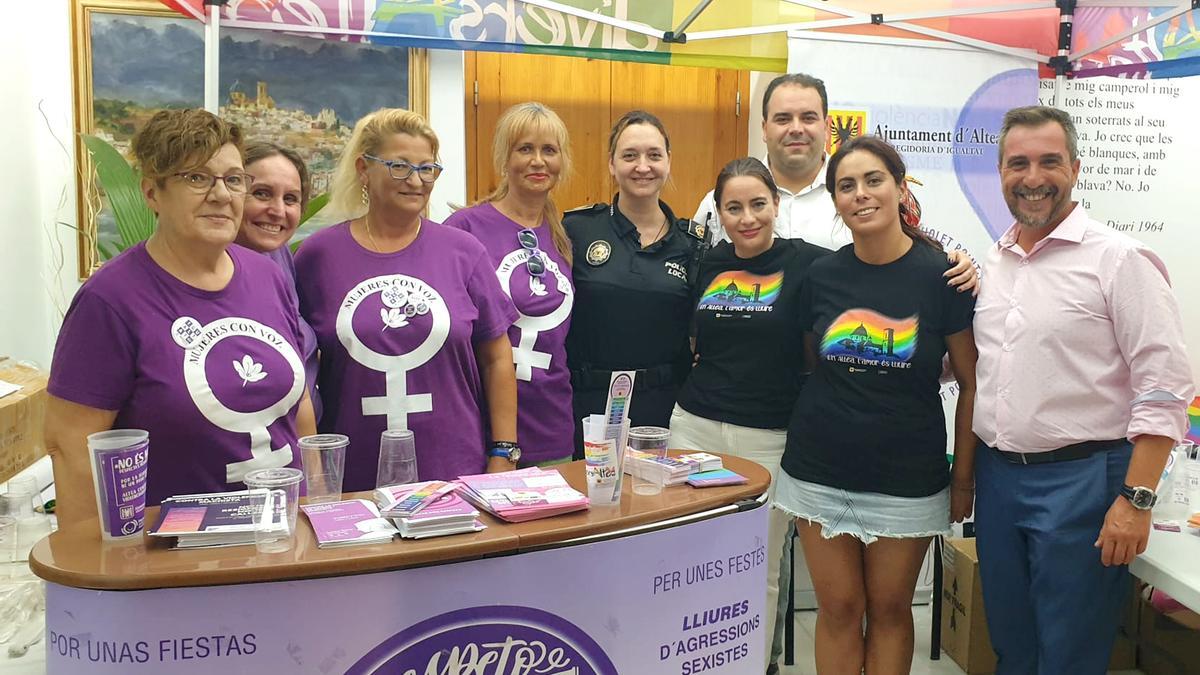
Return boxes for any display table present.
[31,455,770,674]
[1131,528,1200,614]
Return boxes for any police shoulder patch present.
[679,218,709,244]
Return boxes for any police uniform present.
[564,194,710,458]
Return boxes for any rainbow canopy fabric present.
[159,0,1200,78]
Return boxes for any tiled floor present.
[778,608,1146,675]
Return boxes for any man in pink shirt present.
[972,105,1193,674]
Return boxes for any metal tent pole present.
[203,0,226,114]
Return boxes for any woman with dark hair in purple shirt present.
[45,109,317,529]
[233,141,322,422]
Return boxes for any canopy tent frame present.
[186,0,1199,113]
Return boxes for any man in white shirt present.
[694,74,848,249]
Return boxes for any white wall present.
[427,49,467,222]
[1,3,80,369]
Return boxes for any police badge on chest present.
[663,261,687,281]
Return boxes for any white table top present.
[1131,527,1200,614]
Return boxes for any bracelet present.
[490,440,518,449]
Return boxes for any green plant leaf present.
[300,192,328,225]
[81,134,157,254]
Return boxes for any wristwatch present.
[487,441,522,464]
[1119,484,1157,511]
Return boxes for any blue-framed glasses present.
[362,154,443,182]
[517,228,546,277]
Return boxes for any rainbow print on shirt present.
[821,308,918,369]
[1187,396,1200,444]
[697,271,783,312]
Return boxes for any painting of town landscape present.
[78,1,413,274]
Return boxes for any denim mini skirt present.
[773,473,950,545]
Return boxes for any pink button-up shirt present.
[973,204,1193,454]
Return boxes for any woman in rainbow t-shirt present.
[669,157,829,672]
[775,135,978,675]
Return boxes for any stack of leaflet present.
[373,481,484,539]
[624,451,724,486]
[149,489,275,549]
[300,499,398,548]
[455,467,589,522]
[393,491,485,539]
[374,480,457,519]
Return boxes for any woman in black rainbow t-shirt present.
[775,136,978,675]
[669,157,829,671]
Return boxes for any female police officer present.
[565,110,708,457]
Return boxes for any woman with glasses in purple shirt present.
[295,108,519,491]
[444,102,576,466]
[45,109,317,529]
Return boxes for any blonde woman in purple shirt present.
[295,109,519,491]
[45,109,317,529]
[444,103,575,466]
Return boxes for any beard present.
[1005,186,1070,230]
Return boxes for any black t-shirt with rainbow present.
[677,238,829,430]
[781,241,975,498]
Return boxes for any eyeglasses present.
[517,228,546,277]
[174,171,254,194]
[362,154,444,183]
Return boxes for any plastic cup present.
[87,429,151,541]
[244,467,303,554]
[626,426,671,496]
[3,475,40,519]
[376,429,419,488]
[299,434,348,504]
[0,516,15,563]
[629,426,670,456]
[582,416,629,507]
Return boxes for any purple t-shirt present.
[49,243,307,506]
[265,245,322,422]
[294,220,518,490]
[443,203,575,463]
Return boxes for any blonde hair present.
[131,108,243,182]
[476,102,573,265]
[327,108,440,221]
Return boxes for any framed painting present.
[70,0,428,278]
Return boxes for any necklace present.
[364,216,421,253]
[642,213,668,248]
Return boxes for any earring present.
[360,183,369,206]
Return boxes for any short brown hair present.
[244,141,312,211]
[998,105,1078,165]
[131,108,243,181]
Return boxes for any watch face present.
[1132,488,1155,509]
[510,447,522,462]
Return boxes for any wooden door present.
[608,61,744,217]
[466,51,748,218]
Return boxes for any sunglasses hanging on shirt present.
[517,228,546,277]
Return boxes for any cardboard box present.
[940,537,1138,674]
[1137,591,1200,675]
[0,359,49,485]
[941,537,996,674]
